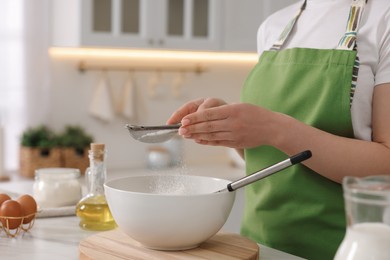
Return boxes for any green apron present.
[240,0,366,259]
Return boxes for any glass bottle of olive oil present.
[76,143,116,231]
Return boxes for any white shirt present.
[257,0,390,141]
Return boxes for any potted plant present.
[58,125,94,174]
[19,125,62,178]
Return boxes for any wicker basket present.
[61,147,89,175]
[19,147,62,178]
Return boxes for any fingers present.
[166,98,205,124]
[179,119,227,136]
[167,98,227,125]
[195,139,239,148]
[198,98,227,111]
[181,105,229,126]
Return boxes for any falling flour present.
[148,173,198,195]
[150,176,187,195]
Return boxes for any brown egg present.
[17,194,37,224]
[0,200,23,229]
[0,193,11,206]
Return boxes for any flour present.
[142,130,175,137]
[138,129,177,143]
[33,169,82,208]
[148,175,198,195]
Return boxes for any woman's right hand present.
[166,98,227,125]
[167,97,245,158]
[167,97,280,150]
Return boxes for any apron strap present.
[270,0,307,51]
[337,0,367,106]
[337,0,367,50]
[270,0,367,51]
[269,0,367,105]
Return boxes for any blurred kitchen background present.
[0,0,297,175]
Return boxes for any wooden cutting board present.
[79,229,259,260]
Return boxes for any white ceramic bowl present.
[104,174,235,250]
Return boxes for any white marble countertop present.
[0,164,305,260]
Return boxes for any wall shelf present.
[78,61,207,74]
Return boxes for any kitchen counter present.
[0,164,305,260]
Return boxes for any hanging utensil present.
[147,71,161,99]
[88,71,115,122]
[216,150,312,193]
[171,72,185,99]
[118,71,136,119]
[125,123,181,143]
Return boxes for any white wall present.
[48,58,254,171]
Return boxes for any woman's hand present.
[167,97,280,149]
[166,98,227,125]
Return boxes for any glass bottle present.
[76,143,116,230]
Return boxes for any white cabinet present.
[155,0,223,50]
[222,0,299,52]
[52,0,223,51]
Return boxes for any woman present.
[167,0,390,259]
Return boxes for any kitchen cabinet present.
[51,0,223,51]
[222,0,299,52]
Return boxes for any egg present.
[0,200,23,229]
[0,193,11,206]
[16,194,37,224]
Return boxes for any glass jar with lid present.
[33,168,82,208]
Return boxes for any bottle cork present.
[90,143,105,161]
